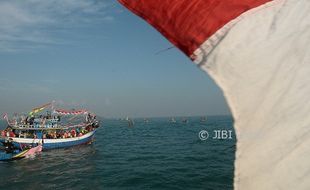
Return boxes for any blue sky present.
[0,0,230,118]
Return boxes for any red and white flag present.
[119,0,310,189]
[2,113,8,120]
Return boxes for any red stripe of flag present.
[118,0,272,58]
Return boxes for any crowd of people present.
[1,128,16,138]
[43,125,95,139]
[1,124,98,139]
[1,112,99,140]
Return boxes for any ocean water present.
[0,116,235,190]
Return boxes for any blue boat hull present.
[0,152,15,161]
[0,149,28,161]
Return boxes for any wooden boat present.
[1,102,100,150]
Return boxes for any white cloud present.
[0,0,112,52]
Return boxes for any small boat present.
[1,102,100,150]
[143,118,149,123]
[182,118,188,123]
[200,116,207,122]
[126,117,134,127]
[169,117,177,123]
[0,142,42,161]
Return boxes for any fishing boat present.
[0,138,42,161]
[0,102,100,150]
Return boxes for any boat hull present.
[2,130,96,150]
[0,149,29,161]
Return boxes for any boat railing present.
[11,124,59,130]
[10,122,90,130]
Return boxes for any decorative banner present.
[54,109,88,115]
[29,102,52,116]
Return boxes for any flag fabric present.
[118,0,310,189]
[23,145,43,157]
[54,109,88,115]
[2,113,8,120]
[29,103,52,116]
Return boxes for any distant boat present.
[200,116,207,122]
[169,117,177,123]
[182,118,188,124]
[143,118,149,123]
[126,116,134,127]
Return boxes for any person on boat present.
[76,128,80,135]
[9,130,16,138]
[1,130,6,137]
[64,131,69,138]
[86,113,90,123]
[56,132,61,139]
[80,128,85,135]
[92,120,99,128]
[70,129,76,138]
[4,138,15,154]
[25,116,29,125]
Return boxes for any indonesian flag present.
[119,0,310,189]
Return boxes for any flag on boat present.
[54,109,88,115]
[2,113,8,120]
[29,103,52,116]
[23,145,43,157]
[118,0,310,189]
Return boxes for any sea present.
[0,116,235,190]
